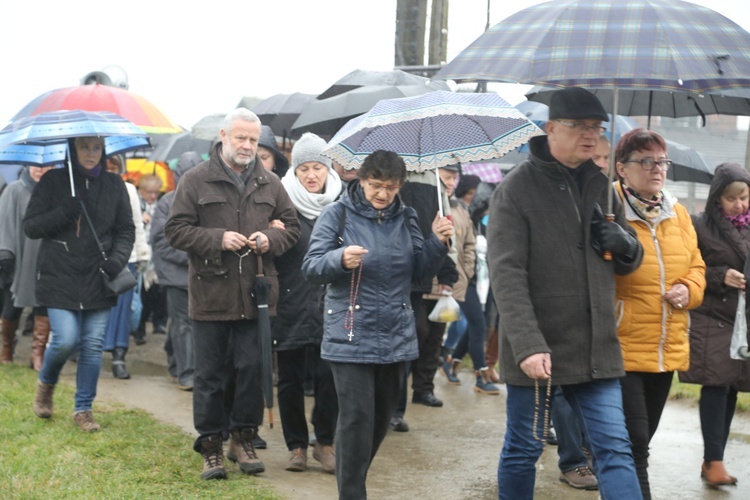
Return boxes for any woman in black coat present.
[274,133,342,473]
[680,162,750,486]
[23,137,134,433]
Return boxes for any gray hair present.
[223,108,261,133]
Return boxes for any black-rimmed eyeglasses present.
[622,158,673,171]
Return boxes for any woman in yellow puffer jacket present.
[613,129,706,500]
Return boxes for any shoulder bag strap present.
[79,200,109,262]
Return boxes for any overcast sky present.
[1,0,748,129]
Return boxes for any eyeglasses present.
[622,158,673,171]
[365,180,401,195]
[555,120,607,136]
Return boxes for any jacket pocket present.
[193,266,230,312]
[324,305,358,345]
[197,195,228,227]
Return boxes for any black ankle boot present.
[112,347,131,379]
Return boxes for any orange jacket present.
[614,183,706,373]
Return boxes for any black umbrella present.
[253,236,274,428]
[147,130,212,165]
[250,92,317,139]
[317,68,434,100]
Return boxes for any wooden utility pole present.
[395,0,428,67]
[428,0,449,65]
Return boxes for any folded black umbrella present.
[252,236,274,428]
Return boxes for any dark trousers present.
[620,371,674,500]
[700,385,738,461]
[277,346,338,450]
[411,298,445,393]
[165,287,194,387]
[192,319,263,451]
[394,293,423,418]
[330,361,405,500]
[451,283,488,370]
[139,282,168,332]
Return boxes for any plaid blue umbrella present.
[436,0,750,93]
[322,91,543,173]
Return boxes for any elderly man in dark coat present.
[165,108,299,481]
[488,87,644,500]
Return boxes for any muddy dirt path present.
[15,330,750,499]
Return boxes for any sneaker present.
[285,447,307,472]
[474,369,500,395]
[389,416,409,432]
[313,442,336,474]
[73,410,101,432]
[559,466,598,490]
[227,428,265,474]
[411,391,443,407]
[441,361,461,385]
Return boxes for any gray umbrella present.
[317,69,435,100]
[191,113,224,142]
[292,81,450,138]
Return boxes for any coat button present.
[592,367,598,374]
[718,321,724,328]
[559,184,566,191]
[722,297,727,302]
[355,305,360,310]
[240,314,245,318]
[328,309,333,314]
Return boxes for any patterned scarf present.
[622,183,663,222]
[720,205,750,229]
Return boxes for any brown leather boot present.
[485,326,500,382]
[30,315,50,371]
[701,460,738,486]
[228,428,265,474]
[33,380,55,418]
[1,318,20,363]
[199,435,227,480]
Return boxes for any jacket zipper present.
[647,223,668,372]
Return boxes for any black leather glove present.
[591,206,638,259]
[100,259,123,279]
[63,196,82,219]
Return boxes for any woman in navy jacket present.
[302,150,453,499]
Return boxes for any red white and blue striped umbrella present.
[436,0,750,94]
[322,90,543,173]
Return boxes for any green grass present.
[0,364,280,499]
[670,372,750,411]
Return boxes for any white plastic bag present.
[730,290,750,360]
[475,234,490,306]
[428,291,462,323]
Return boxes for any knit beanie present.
[291,133,332,170]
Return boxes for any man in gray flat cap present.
[488,87,643,499]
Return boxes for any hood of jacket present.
[173,151,204,185]
[259,125,289,178]
[706,162,750,209]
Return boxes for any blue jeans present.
[498,379,641,500]
[552,386,589,472]
[445,315,467,350]
[40,307,110,412]
[103,263,136,351]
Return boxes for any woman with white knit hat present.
[274,132,342,473]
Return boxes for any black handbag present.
[80,201,137,296]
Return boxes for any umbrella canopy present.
[250,92,317,138]
[525,86,750,127]
[317,69,435,100]
[436,0,750,94]
[0,110,150,196]
[191,113,224,142]
[147,130,212,166]
[10,84,182,134]
[0,110,151,166]
[322,90,543,173]
[252,236,274,428]
[292,81,450,138]
[462,162,504,183]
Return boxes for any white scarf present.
[281,167,342,220]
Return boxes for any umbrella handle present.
[255,236,264,274]
[603,214,614,261]
[268,408,274,429]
